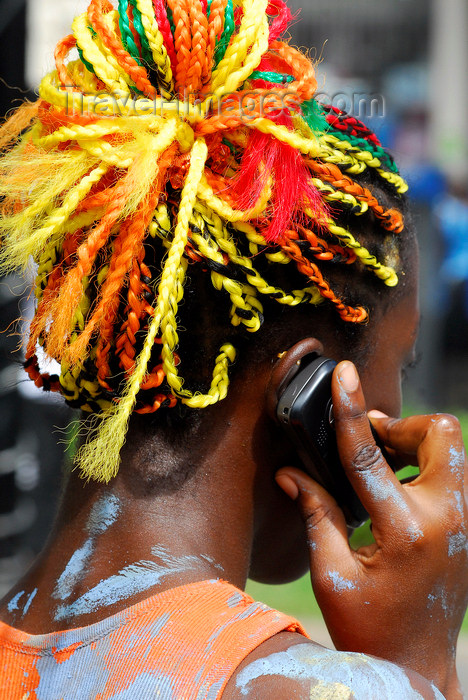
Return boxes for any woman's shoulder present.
[222,631,445,700]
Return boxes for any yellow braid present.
[322,134,381,169]
[194,205,323,306]
[67,59,101,93]
[197,174,272,221]
[248,117,321,158]
[209,0,269,96]
[91,10,135,89]
[73,14,129,93]
[33,122,123,149]
[377,169,409,194]
[35,209,104,300]
[310,178,369,215]
[134,0,174,97]
[76,138,208,481]
[2,163,107,270]
[183,344,237,408]
[316,215,399,286]
[159,140,210,396]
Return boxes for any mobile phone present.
[276,353,393,528]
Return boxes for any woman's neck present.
[0,453,256,634]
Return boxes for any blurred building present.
[288,0,429,83]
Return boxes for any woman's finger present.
[276,467,354,578]
[331,361,414,532]
[369,412,466,489]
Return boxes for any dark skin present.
[0,267,467,698]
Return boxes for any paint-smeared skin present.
[53,540,94,601]
[309,680,354,699]
[427,583,457,622]
[7,588,38,618]
[23,588,38,616]
[53,493,122,605]
[448,446,465,477]
[235,644,445,699]
[54,545,223,622]
[327,571,356,593]
[358,469,424,542]
[7,590,24,613]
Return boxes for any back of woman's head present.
[0,0,411,483]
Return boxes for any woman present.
[0,0,466,697]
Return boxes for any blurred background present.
[0,0,467,688]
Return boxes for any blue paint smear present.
[431,682,445,699]
[235,644,438,698]
[107,671,175,699]
[53,539,94,601]
[227,593,243,608]
[7,590,24,613]
[328,571,356,592]
[23,588,38,616]
[427,584,454,620]
[87,493,121,536]
[32,614,175,698]
[198,678,225,700]
[358,470,423,542]
[448,531,468,557]
[123,613,171,662]
[52,494,122,604]
[54,546,223,622]
[448,446,464,476]
[205,602,270,654]
[453,490,464,518]
[34,633,112,699]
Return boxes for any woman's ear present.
[265,338,324,420]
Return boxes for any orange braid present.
[307,160,404,233]
[296,226,357,264]
[204,169,239,206]
[76,189,114,212]
[74,170,120,213]
[23,353,61,393]
[0,101,39,151]
[28,267,64,356]
[69,185,158,366]
[115,261,147,373]
[28,230,82,356]
[269,41,317,103]
[99,247,151,386]
[280,230,367,322]
[94,229,127,388]
[38,101,99,129]
[166,0,192,96]
[45,181,132,359]
[196,114,254,136]
[54,35,78,88]
[114,256,166,390]
[135,392,177,414]
[205,0,228,81]
[87,0,157,99]
[75,143,176,367]
[185,0,209,95]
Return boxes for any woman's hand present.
[276,360,468,699]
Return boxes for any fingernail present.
[338,361,359,393]
[275,474,299,500]
[368,410,388,420]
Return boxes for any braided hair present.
[0,0,409,482]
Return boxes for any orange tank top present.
[0,579,308,699]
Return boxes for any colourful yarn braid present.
[0,0,409,482]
